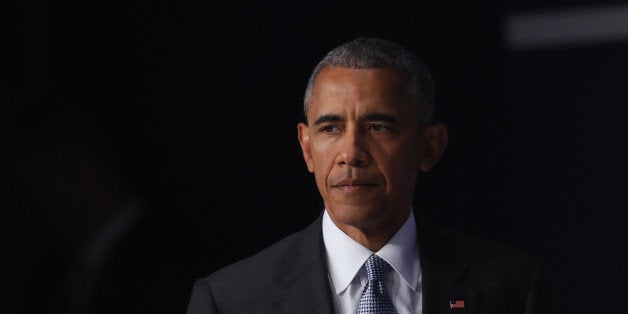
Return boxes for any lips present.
[332,179,377,188]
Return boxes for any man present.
[186,37,550,314]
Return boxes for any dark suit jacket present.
[186,213,550,314]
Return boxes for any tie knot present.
[363,255,393,281]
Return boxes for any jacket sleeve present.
[524,259,551,314]
[186,278,218,314]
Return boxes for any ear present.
[419,123,448,172]
[297,122,315,173]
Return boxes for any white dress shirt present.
[322,209,422,314]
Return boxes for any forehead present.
[308,67,414,118]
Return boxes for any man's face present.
[297,67,424,235]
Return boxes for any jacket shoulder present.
[424,219,540,264]
[209,229,300,283]
[196,215,326,312]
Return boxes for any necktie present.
[357,254,397,314]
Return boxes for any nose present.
[338,128,370,167]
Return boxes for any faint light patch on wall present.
[504,4,628,50]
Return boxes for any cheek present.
[313,168,332,200]
[377,147,420,180]
[310,140,335,166]
[309,144,330,171]
[311,144,344,193]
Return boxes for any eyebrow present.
[312,112,400,126]
[313,114,342,126]
[363,112,399,125]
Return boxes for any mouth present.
[332,179,378,192]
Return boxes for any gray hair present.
[303,37,435,126]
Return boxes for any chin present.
[331,204,383,228]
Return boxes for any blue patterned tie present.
[357,254,397,314]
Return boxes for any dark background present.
[3,1,627,313]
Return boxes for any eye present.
[320,125,341,133]
[370,124,387,132]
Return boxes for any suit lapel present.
[264,213,335,314]
[417,215,479,314]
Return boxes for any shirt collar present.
[322,209,421,294]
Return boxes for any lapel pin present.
[450,300,465,309]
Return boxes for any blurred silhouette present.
[7,108,198,314]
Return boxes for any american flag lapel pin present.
[449,300,465,309]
